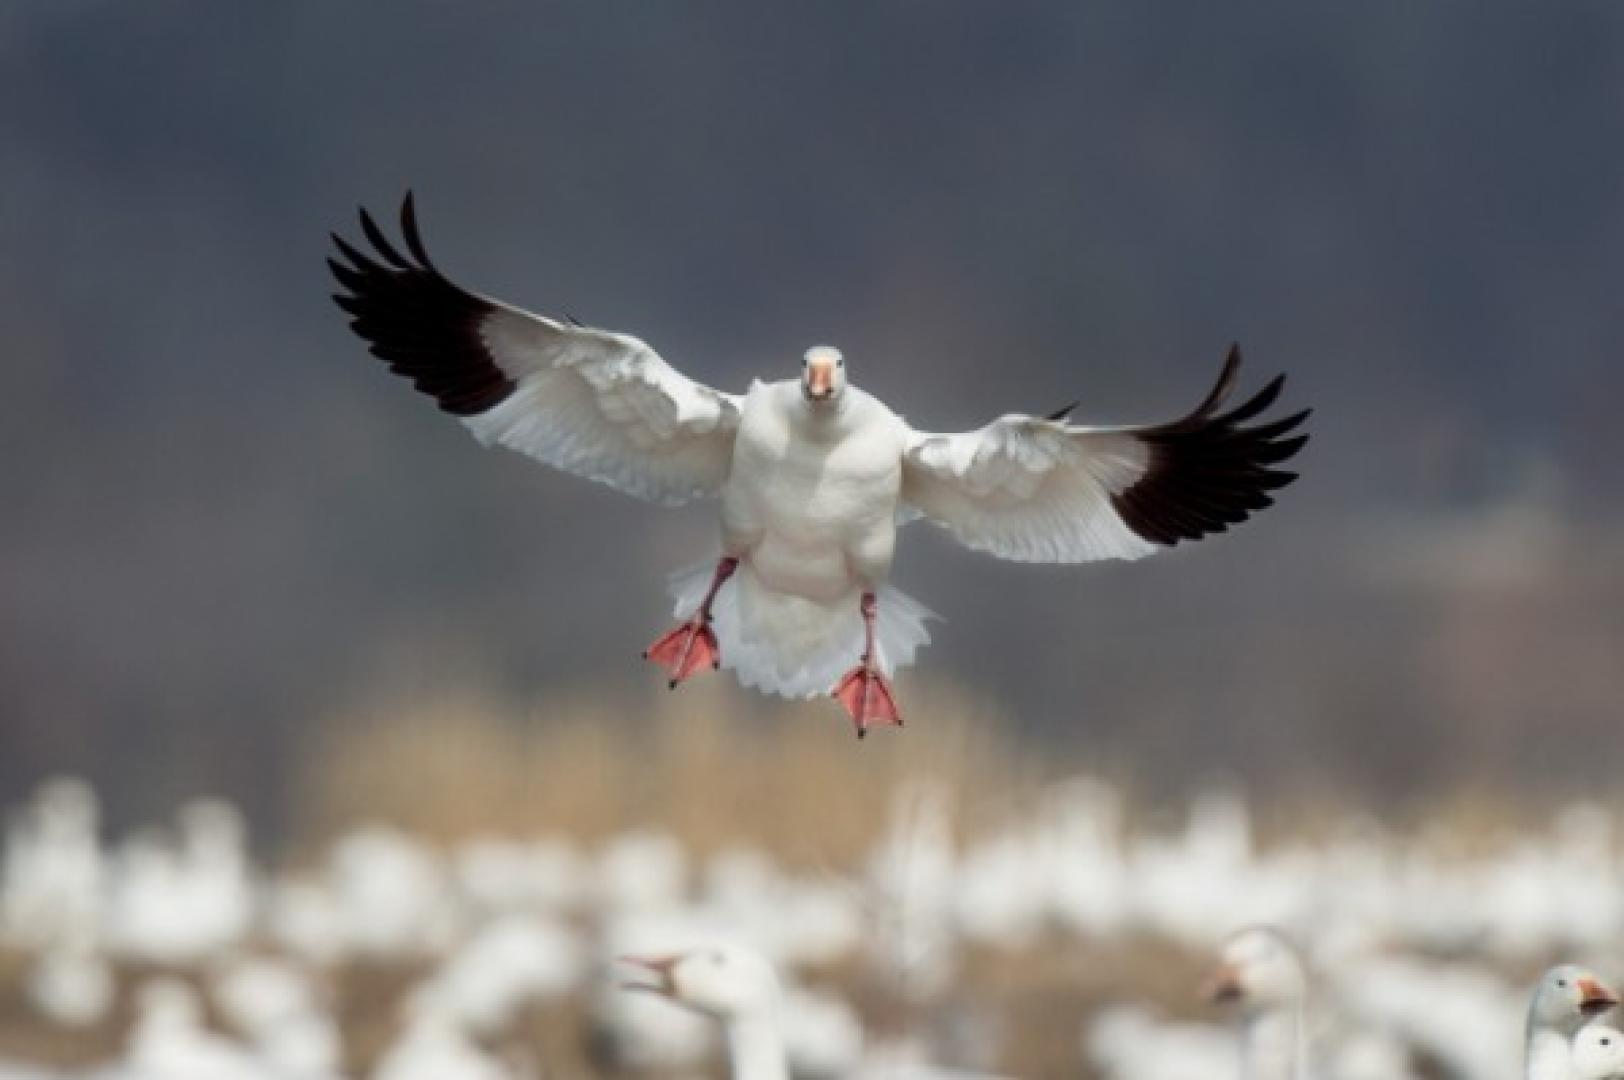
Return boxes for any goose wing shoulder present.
[329,194,742,506]
[899,345,1309,564]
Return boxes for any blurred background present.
[1,3,1622,1077]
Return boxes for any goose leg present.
[833,592,902,738]
[643,557,738,689]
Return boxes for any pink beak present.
[618,953,680,996]
[806,360,834,399]
[1580,976,1619,1014]
[1202,963,1245,1005]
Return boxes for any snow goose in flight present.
[1526,965,1618,1080]
[330,195,1310,735]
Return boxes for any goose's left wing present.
[329,194,741,506]
[900,346,1309,564]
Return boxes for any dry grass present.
[292,675,1057,867]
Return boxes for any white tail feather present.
[668,560,936,699]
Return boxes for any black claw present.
[667,679,678,690]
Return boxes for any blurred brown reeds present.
[293,676,1057,868]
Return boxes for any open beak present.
[805,359,834,401]
[1579,976,1619,1015]
[1202,963,1245,1005]
[618,954,680,997]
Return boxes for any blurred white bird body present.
[1574,1025,1624,1080]
[127,979,271,1080]
[370,996,508,1080]
[26,939,112,1028]
[330,196,1308,733]
[1,779,102,950]
[1086,1004,1233,1080]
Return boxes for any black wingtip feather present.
[358,206,411,270]
[399,191,433,268]
[328,194,516,417]
[1109,344,1310,548]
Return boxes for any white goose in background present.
[370,987,509,1080]
[620,946,791,1080]
[1085,1003,1233,1080]
[124,978,271,1080]
[0,777,102,950]
[1524,965,1618,1080]
[210,954,342,1078]
[619,944,1005,1080]
[1574,1025,1624,1080]
[1206,926,1309,1080]
[330,195,1310,735]
[25,931,113,1029]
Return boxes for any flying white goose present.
[1574,1025,1624,1080]
[1525,965,1619,1080]
[1205,925,1309,1080]
[330,195,1310,734]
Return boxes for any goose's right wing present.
[329,194,742,506]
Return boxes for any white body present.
[695,380,929,696]
[723,380,908,602]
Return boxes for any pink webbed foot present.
[833,662,902,738]
[643,618,721,689]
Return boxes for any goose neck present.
[725,1011,788,1080]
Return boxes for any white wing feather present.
[900,347,1309,564]
[465,310,741,505]
[902,419,1157,563]
[331,195,740,507]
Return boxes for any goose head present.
[1574,1025,1624,1080]
[1529,964,1619,1036]
[1204,926,1307,1016]
[800,346,847,407]
[621,944,780,1021]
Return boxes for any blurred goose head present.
[1529,965,1618,1036]
[1574,1025,1624,1080]
[620,945,788,1080]
[1204,926,1308,1015]
[621,944,780,1021]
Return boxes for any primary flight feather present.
[329,194,1310,736]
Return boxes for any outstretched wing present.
[328,194,742,506]
[900,345,1309,563]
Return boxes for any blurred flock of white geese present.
[4,776,1624,1078]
